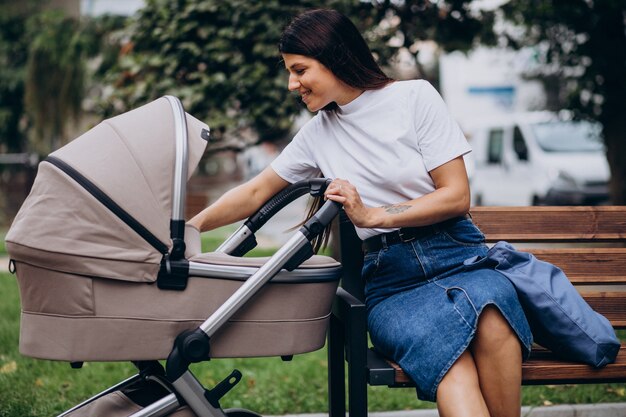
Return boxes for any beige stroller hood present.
[6,96,343,417]
[6,96,341,367]
[6,97,208,282]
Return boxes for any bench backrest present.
[338,207,626,330]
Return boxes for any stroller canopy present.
[6,97,209,282]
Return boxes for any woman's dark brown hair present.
[280,9,393,251]
[279,9,394,111]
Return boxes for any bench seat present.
[371,346,626,386]
[328,206,626,417]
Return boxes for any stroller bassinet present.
[5,97,342,417]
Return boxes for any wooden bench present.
[327,206,626,417]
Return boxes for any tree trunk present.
[604,113,626,205]
[595,2,626,205]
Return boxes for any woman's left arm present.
[325,156,470,229]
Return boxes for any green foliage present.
[368,0,495,53]
[0,4,122,156]
[101,0,330,144]
[357,0,496,83]
[24,11,100,154]
[101,0,494,142]
[0,0,495,156]
[0,4,33,153]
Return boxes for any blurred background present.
[1,0,625,234]
[1,2,626,414]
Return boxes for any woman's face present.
[282,53,357,112]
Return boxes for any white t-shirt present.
[271,79,471,240]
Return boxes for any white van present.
[467,112,610,206]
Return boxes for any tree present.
[101,0,326,150]
[24,11,94,154]
[0,3,117,156]
[0,3,32,153]
[500,0,626,204]
[100,0,494,152]
[361,0,497,86]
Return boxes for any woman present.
[190,9,532,417]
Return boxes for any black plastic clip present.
[205,369,242,408]
[229,233,258,257]
[283,243,314,271]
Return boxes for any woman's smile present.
[282,53,362,112]
[300,89,312,103]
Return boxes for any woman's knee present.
[439,350,481,390]
[473,305,519,349]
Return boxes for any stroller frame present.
[51,96,341,417]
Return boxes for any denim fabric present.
[363,218,533,402]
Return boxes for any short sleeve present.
[270,128,321,183]
[413,81,471,171]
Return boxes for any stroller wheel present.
[223,408,262,417]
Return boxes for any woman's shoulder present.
[374,79,437,104]
[390,79,437,96]
[293,112,329,143]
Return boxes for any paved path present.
[272,403,626,417]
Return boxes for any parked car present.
[467,112,610,206]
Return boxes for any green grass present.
[0,229,6,257]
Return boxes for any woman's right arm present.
[188,166,290,232]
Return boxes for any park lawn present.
[0,230,5,256]
[1,242,625,416]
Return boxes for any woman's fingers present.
[325,179,351,198]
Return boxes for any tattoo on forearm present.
[381,204,412,214]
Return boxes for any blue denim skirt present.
[363,218,533,402]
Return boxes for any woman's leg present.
[436,350,490,417]
[469,305,523,417]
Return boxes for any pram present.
[5,96,342,417]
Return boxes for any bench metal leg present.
[330,288,368,417]
[328,313,346,417]
[346,302,368,417]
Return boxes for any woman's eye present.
[294,69,305,75]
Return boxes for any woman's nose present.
[288,74,300,91]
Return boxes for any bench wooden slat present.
[581,292,626,328]
[526,248,626,284]
[471,206,626,242]
[522,346,626,384]
[378,346,626,386]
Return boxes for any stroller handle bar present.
[160,199,341,416]
[216,178,332,256]
[165,95,190,224]
[247,178,331,232]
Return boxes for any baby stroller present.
[5,96,342,417]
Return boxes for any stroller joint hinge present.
[166,329,211,381]
[170,219,187,260]
[157,255,189,290]
[205,369,242,408]
[170,237,186,260]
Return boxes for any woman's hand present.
[325,179,376,228]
